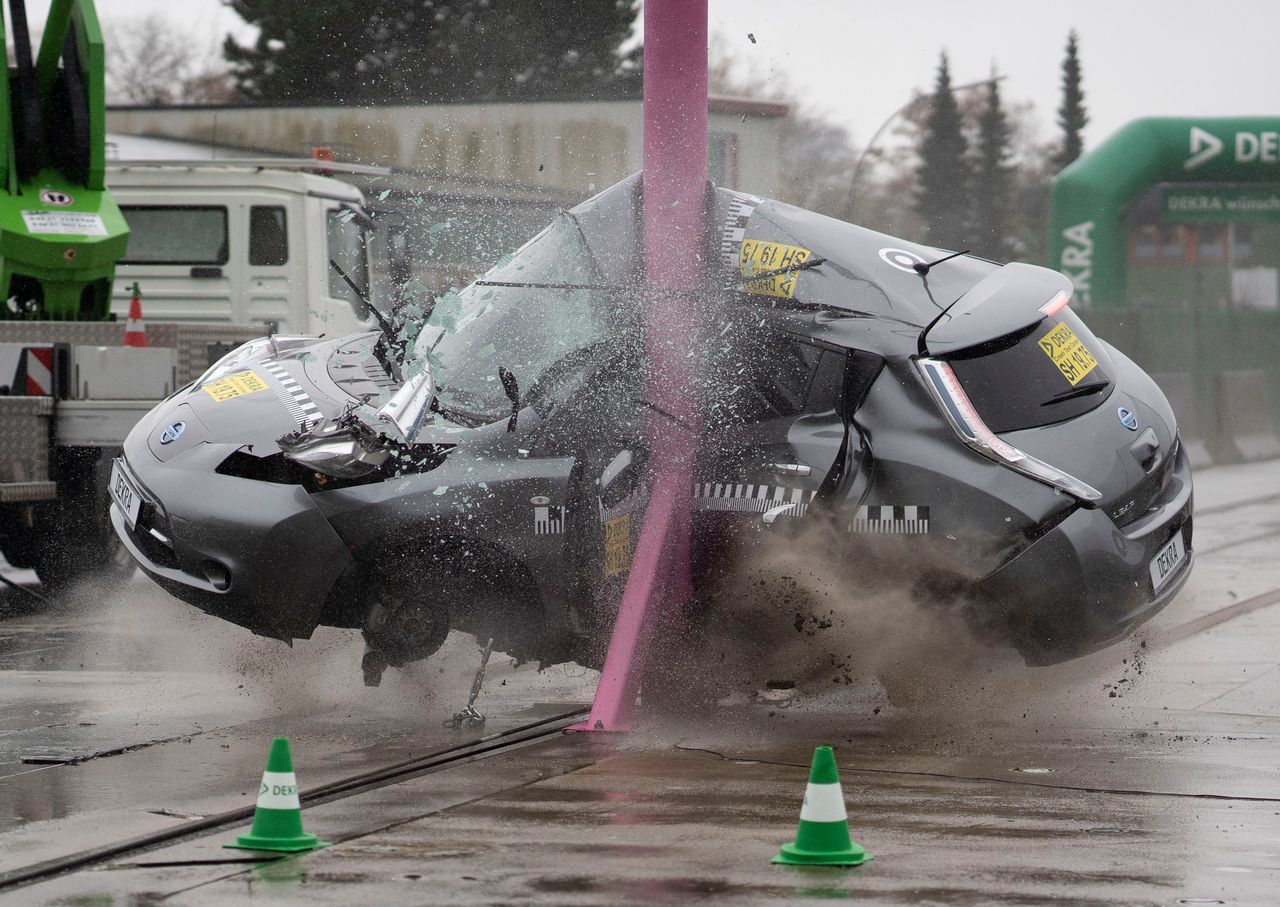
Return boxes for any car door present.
[524,340,648,647]
[695,323,850,534]
[319,201,379,336]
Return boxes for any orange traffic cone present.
[124,282,147,348]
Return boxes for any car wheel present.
[360,571,451,667]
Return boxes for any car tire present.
[360,570,452,668]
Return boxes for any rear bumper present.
[110,452,353,641]
[972,442,1194,665]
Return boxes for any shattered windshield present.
[412,214,614,420]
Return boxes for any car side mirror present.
[600,447,645,509]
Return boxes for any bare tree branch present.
[105,14,237,106]
[708,32,859,219]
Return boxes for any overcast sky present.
[27,0,1278,149]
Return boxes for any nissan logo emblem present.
[1117,407,1139,431]
[159,421,187,445]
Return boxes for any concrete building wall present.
[106,98,786,200]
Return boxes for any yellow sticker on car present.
[1038,323,1098,386]
[603,513,632,578]
[739,239,811,299]
[202,369,270,402]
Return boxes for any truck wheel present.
[24,448,135,594]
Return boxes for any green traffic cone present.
[772,745,871,867]
[225,738,328,853]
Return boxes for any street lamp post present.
[843,75,1007,222]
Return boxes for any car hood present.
[145,333,432,463]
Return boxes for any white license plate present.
[1149,531,1186,593]
[109,459,143,530]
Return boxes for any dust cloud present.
[647,516,1150,736]
[47,571,596,733]
[36,523,1148,745]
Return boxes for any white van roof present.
[106,161,375,204]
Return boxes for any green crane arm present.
[0,0,128,320]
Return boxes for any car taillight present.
[916,357,1102,503]
[1038,289,1072,317]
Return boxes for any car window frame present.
[705,320,847,427]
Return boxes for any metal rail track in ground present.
[0,707,588,892]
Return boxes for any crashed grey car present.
[109,174,1194,681]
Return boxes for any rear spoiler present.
[921,262,1073,357]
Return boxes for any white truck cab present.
[107,161,387,336]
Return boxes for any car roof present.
[570,174,1004,330]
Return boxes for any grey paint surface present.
[110,177,1192,671]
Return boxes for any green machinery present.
[0,0,128,320]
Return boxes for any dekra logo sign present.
[1184,127,1223,170]
[1185,125,1280,170]
[1059,220,1094,305]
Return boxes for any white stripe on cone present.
[798,781,848,823]
[256,770,301,810]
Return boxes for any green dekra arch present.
[1048,116,1280,308]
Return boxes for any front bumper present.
[972,441,1194,665]
[110,450,354,641]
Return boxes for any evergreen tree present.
[972,76,1014,260]
[915,52,971,250]
[223,0,641,105]
[1053,30,1088,170]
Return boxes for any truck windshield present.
[412,214,614,420]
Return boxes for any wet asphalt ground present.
[0,461,1278,904]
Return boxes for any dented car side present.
[111,174,1193,676]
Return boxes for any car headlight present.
[916,357,1101,503]
[280,433,389,479]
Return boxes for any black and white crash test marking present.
[878,247,928,273]
[720,194,760,266]
[263,362,323,430]
[693,483,816,515]
[850,505,930,534]
[534,505,565,535]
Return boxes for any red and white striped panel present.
[24,346,53,395]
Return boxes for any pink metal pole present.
[569,0,708,732]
